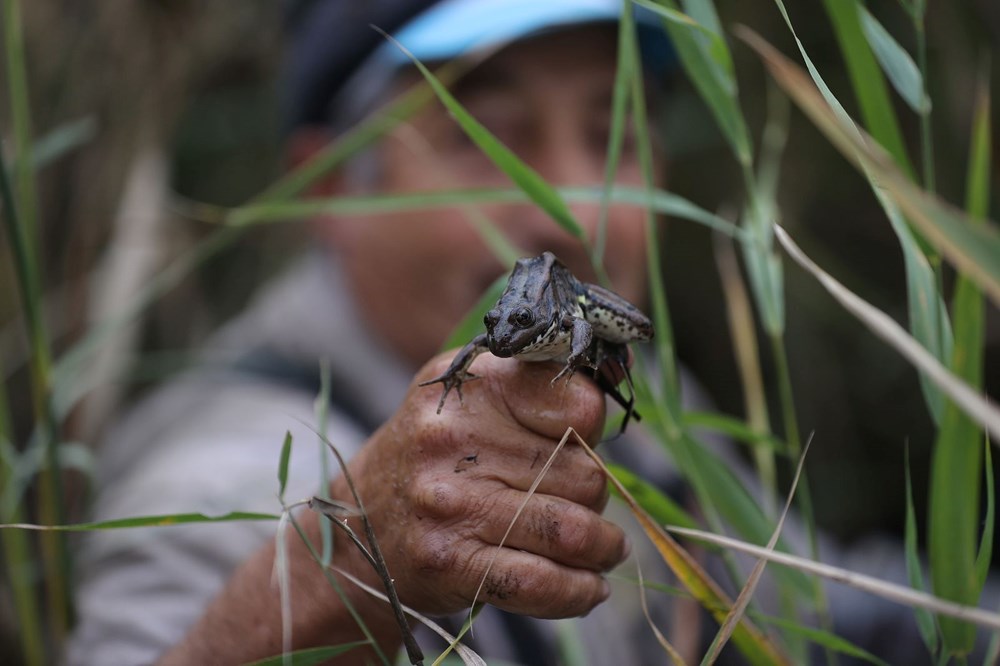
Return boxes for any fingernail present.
[601,578,612,599]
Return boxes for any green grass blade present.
[244,642,369,666]
[964,77,991,221]
[278,431,293,502]
[904,447,940,656]
[820,0,914,177]
[682,411,785,453]
[634,380,812,598]
[774,225,1000,442]
[976,441,994,591]
[625,2,682,410]
[741,29,1000,306]
[315,361,334,566]
[0,107,72,641]
[639,578,891,666]
[713,234,778,512]
[381,30,583,240]
[607,462,698,531]
[675,433,812,596]
[593,3,636,266]
[929,77,991,656]
[229,184,741,237]
[0,384,45,666]
[754,9,950,421]
[441,276,506,352]
[670,525,1000,634]
[858,7,930,114]
[639,0,752,166]
[2,0,39,243]
[246,76,441,206]
[928,396,984,655]
[885,200,953,424]
[756,614,890,666]
[0,511,280,531]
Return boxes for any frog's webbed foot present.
[418,334,488,414]
[550,361,580,386]
[419,368,480,414]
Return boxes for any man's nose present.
[529,122,601,188]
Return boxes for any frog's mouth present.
[487,336,515,358]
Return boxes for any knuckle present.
[568,378,606,435]
[554,506,601,562]
[576,465,609,508]
[519,566,605,618]
[413,479,465,518]
[411,528,460,574]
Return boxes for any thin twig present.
[310,429,424,666]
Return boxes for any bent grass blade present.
[667,526,1000,634]
[572,427,790,665]
[740,28,1000,307]
[774,225,1000,443]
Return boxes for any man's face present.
[320,25,660,367]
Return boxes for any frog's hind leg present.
[592,341,641,435]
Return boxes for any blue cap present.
[380,0,673,70]
[284,0,673,129]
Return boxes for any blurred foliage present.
[1,0,998,661]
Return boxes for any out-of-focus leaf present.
[594,0,637,265]
[885,200,953,424]
[705,437,811,664]
[858,7,930,114]
[642,0,752,165]
[245,643,369,666]
[278,431,293,502]
[607,462,698,530]
[382,30,583,239]
[228,185,742,237]
[774,225,1000,443]
[904,449,940,654]
[762,6,949,419]
[669,525,1000,633]
[30,116,98,169]
[821,0,914,177]
[440,276,506,353]
[682,411,785,453]
[928,79,991,654]
[976,442,994,591]
[573,430,790,665]
[740,28,1000,307]
[0,511,279,531]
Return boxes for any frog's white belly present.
[516,320,573,362]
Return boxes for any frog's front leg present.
[551,316,594,385]
[418,333,489,414]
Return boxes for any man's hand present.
[160,351,629,666]
[332,351,630,620]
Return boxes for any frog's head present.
[483,254,558,357]
[483,304,550,357]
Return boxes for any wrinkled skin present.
[336,353,627,620]
[160,24,653,666]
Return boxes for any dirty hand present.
[329,351,630,620]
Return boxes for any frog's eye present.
[511,307,535,327]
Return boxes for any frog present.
[419,251,654,432]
